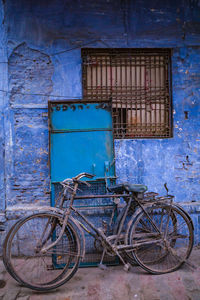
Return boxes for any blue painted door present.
[49,101,115,183]
[49,101,118,266]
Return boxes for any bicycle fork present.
[40,183,79,254]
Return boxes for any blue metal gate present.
[48,101,117,266]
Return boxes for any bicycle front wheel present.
[4,212,81,291]
[127,204,194,274]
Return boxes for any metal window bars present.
[82,48,172,139]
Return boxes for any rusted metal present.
[82,48,172,138]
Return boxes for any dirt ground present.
[0,247,199,300]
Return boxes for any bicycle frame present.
[41,185,165,257]
[41,189,131,254]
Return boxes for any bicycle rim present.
[5,212,81,291]
[128,204,194,274]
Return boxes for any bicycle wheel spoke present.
[168,220,187,236]
[159,208,165,231]
[138,219,152,232]
[4,212,81,291]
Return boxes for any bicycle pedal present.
[98,263,107,270]
[123,263,131,272]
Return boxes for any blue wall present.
[0,0,200,239]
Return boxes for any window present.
[82,48,172,139]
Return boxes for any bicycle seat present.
[107,183,147,194]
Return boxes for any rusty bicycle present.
[3,172,194,291]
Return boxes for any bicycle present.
[3,172,194,291]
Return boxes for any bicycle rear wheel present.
[127,204,193,274]
[4,212,81,291]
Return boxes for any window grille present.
[82,48,172,139]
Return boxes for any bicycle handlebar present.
[72,172,95,180]
[61,173,95,188]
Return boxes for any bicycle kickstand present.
[98,248,131,272]
[98,249,107,270]
[116,251,131,272]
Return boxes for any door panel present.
[49,101,115,182]
[50,130,114,181]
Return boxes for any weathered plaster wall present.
[0,0,8,220]
[6,43,54,207]
[9,43,54,105]
[0,0,200,240]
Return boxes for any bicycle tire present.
[126,203,194,274]
[4,212,81,291]
[3,215,79,286]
